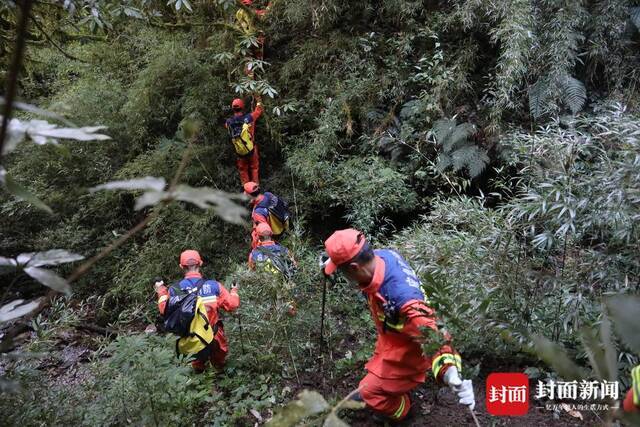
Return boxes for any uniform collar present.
[359,255,385,295]
[252,194,265,206]
[234,111,244,117]
[257,240,276,247]
[184,271,203,279]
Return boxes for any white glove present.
[443,367,475,410]
[154,280,165,291]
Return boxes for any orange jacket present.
[156,271,239,326]
[360,250,460,383]
[225,102,264,141]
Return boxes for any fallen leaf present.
[250,409,262,422]
[560,403,583,420]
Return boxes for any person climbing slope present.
[243,181,290,249]
[321,229,475,422]
[248,222,297,315]
[154,250,240,373]
[235,0,270,77]
[248,222,297,278]
[225,96,264,185]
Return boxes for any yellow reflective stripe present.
[376,313,405,331]
[158,295,169,303]
[392,395,406,419]
[200,296,218,303]
[432,353,462,379]
[632,365,640,406]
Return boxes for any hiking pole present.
[237,312,245,354]
[468,407,481,427]
[320,275,327,349]
[233,282,245,354]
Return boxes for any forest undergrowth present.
[1,1,640,426]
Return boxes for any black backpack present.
[163,279,207,337]
[254,246,296,280]
[267,193,290,224]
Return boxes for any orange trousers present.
[236,145,259,185]
[359,372,420,420]
[192,329,228,372]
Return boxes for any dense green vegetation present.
[1,0,640,425]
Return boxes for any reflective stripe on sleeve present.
[158,295,169,303]
[632,365,640,406]
[432,353,462,380]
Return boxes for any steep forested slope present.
[1,1,640,425]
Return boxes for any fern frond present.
[445,123,475,152]
[432,119,456,146]
[436,153,452,173]
[561,75,587,115]
[529,78,550,120]
[467,147,490,178]
[451,145,489,178]
[631,7,640,30]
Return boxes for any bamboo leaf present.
[0,299,40,322]
[24,267,72,296]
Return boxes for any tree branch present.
[0,0,34,161]
[29,13,89,63]
[0,146,194,352]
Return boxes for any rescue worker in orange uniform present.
[322,229,475,421]
[248,223,295,272]
[623,365,640,413]
[248,223,297,315]
[154,250,240,373]
[225,97,264,185]
[236,0,270,76]
[243,181,288,249]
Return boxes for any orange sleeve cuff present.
[624,389,639,413]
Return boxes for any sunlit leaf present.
[0,97,75,127]
[266,390,329,427]
[134,190,167,210]
[24,267,72,296]
[2,118,111,154]
[533,335,587,380]
[580,321,616,382]
[0,256,17,275]
[605,294,640,355]
[171,185,248,224]
[178,117,202,141]
[1,168,53,213]
[16,250,84,268]
[339,399,366,410]
[323,413,350,427]
[90,177,167,193]
[0,299,40,322]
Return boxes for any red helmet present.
[179,250,203,268]
[231,98,244,111]
[241,0,253,5]
[256,222,273,236]
[243,181,259,195]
